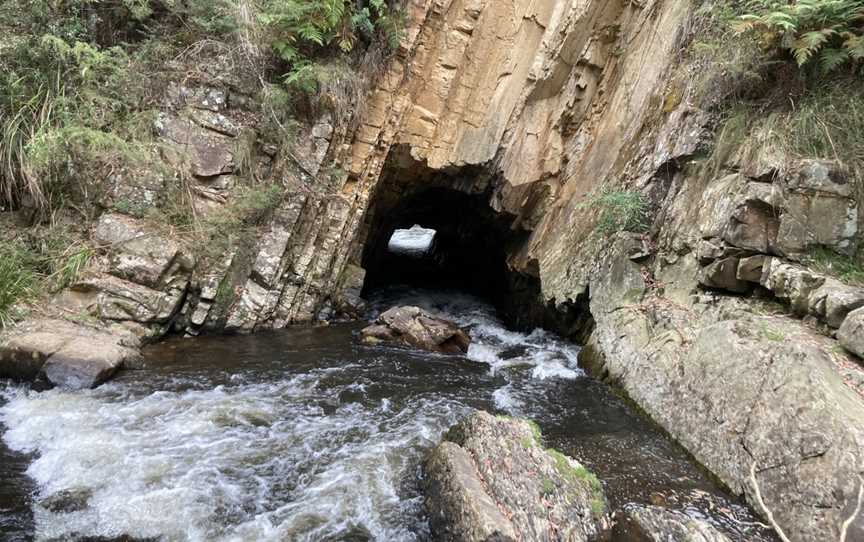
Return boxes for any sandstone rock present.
[361,306,470,354]
[334,264,367,317]
[155,113,235,178]
[588,238,864,541]
[736,254,767,283]
[698,174,780,253]
[94,213,193,289]
[776,160,858,257]
[614,504,731,542]
[425,441,519,542]
[807,279,864,329]
[697,257,750,293]
[760,258,825,315]
[61,274,186,324]
[0,319,141,389]
[839,307,864,358]
[425,411,607,542]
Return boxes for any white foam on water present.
[369,287,586,382]
[0,373,469,542]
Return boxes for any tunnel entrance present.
[358,147,592,340]
[361,185,519,304]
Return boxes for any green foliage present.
[735,0,864,74]
[761,79,864,167]
[260,0,402,93]
[0,225,92,329]
[580,189,650,236]
[0,241,38,329]
[806,246,864,285]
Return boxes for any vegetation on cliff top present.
[0,0,401,215]
[0,0,401,328]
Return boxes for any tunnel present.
[361,185,519,303]
[358,148,593,339]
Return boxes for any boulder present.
[94,212,194,289]
[760,258,825,315]
[58,274,186,325]
[736,254,767,283]
[807,279,864,329]
[361,306,470,354]
[697,257,750,293]
[0,319,141,389]
[839,307,864,359]
[424,411,608,542]
[775,160,858,257]
[614,504,731,542]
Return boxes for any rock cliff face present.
[2,0,863,539]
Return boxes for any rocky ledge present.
[424,411,608,542]
[361,306,471,354]
[0,319,142,389]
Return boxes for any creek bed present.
[0,287,774,541]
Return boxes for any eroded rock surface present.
[424,411,608,542]
[584,235,864,542]
[361,306,470,354]
[614,504,731,542]
[0,319,141,389]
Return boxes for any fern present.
[736,0,864,74]
[261,0,403,93]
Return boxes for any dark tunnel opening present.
[357,150,593,341]
[361,186,519,304]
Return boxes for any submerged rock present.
[0,319,141,389]
[39,488,93,514]
[424,411,608,542]
[361,306,470,354]
[614,504,731,542]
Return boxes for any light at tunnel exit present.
[387,225,437,257]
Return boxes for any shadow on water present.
[0,287,775,541]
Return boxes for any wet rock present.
[0,319,141,389]
[39,488,93,513]
[334,264,367,317]
[424,411,608,542]
[361,306,470,354]
[588,237,864,541]
[614,504,731,542]
[839,307,864,358]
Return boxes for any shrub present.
[260,0,402,93]
[0,241,39,329]
[580,189,650,236]
[735,0,864,74]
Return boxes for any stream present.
[0,287,775,541]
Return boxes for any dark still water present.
[0,287,773,541]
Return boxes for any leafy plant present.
[260,0,402,93]
[735,0,864,74]
[580,189,650,236]
[0,241,40,329]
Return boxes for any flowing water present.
[0,287,775,541]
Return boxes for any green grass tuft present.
[579,189,649,237]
